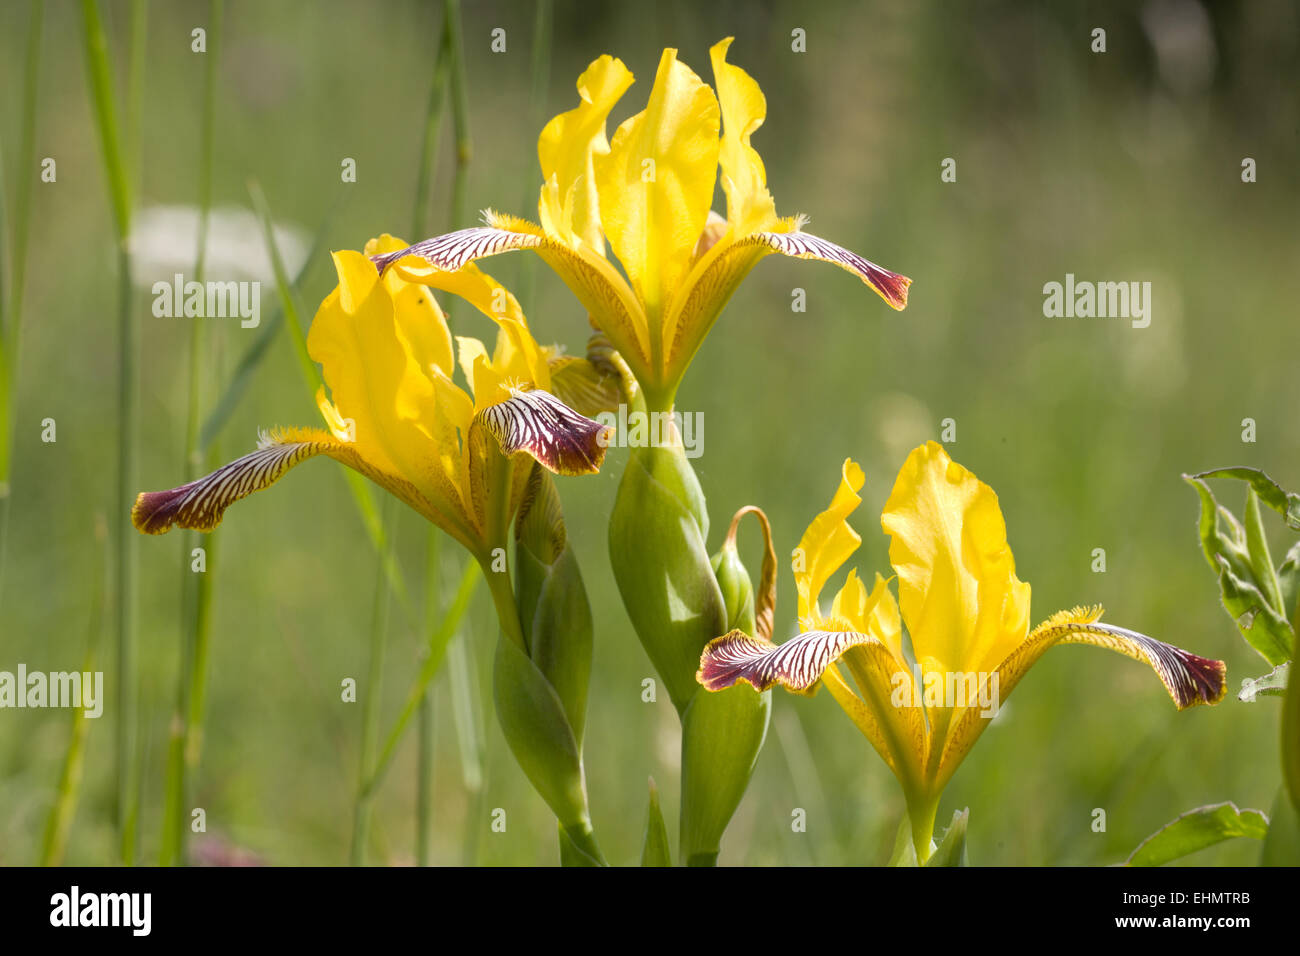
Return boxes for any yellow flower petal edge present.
[538,54,635,252]
[793,457,865,623]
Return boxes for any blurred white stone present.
[128,204,309,287]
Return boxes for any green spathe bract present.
[495,467,603,863]
[609,427,768,864]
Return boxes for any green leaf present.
[1239,662,1290,702]
[1244,488,1286,616]
[1185,476,1253,577]
[1192,467,1300,530]
[1216,556,1295,665]
[640,778,672,867]
[924,808,970,867]
[1277,540,1300,633]
[1126,802,1268,866]
[1261,787,1300,865]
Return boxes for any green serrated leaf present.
[1126,802,1268,866]
[1239,662,1290,702]
[1192,467,1300,530]
[1244,488,1286,616]
[1277,540,1300,633]
[1216,557,1295,665]
[640,778,672,867]
[924,808,970,867]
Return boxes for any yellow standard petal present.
[594,47,720,329]
[709,37,777,236]
[538,54,635,251]
[882,441,1031,682]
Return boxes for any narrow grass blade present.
[361,559,480,799]
[81,0,142,865]
[39,515,108,866]
[350,500,396,865]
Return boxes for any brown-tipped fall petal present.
[698,628,874,695]
[1056,620,1228,709]
[132,427,430,536]
[753,229,911,310]
[371,224,543,275]
[477,387,611,477]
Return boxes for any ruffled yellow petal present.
[538,54,635,251]
[307,250,473,536]
[708,38,777,236]
[594,48,720,330]
[882,441,1031,683]
[793,458,866,624]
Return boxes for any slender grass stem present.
[0,0,46,603]
[81,0,142,864]
[409,9,453,866]
[360,559,480,800]
[161,0,222,867]
[351,499,396,865]
[39,515,108,866]
[515,0,551,311]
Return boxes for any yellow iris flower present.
[698,441,1227,860]
[132,235,611,562]
[371,38,910,411]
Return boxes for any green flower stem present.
[909,794,941,864]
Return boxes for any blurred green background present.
[2,0,1297,866]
